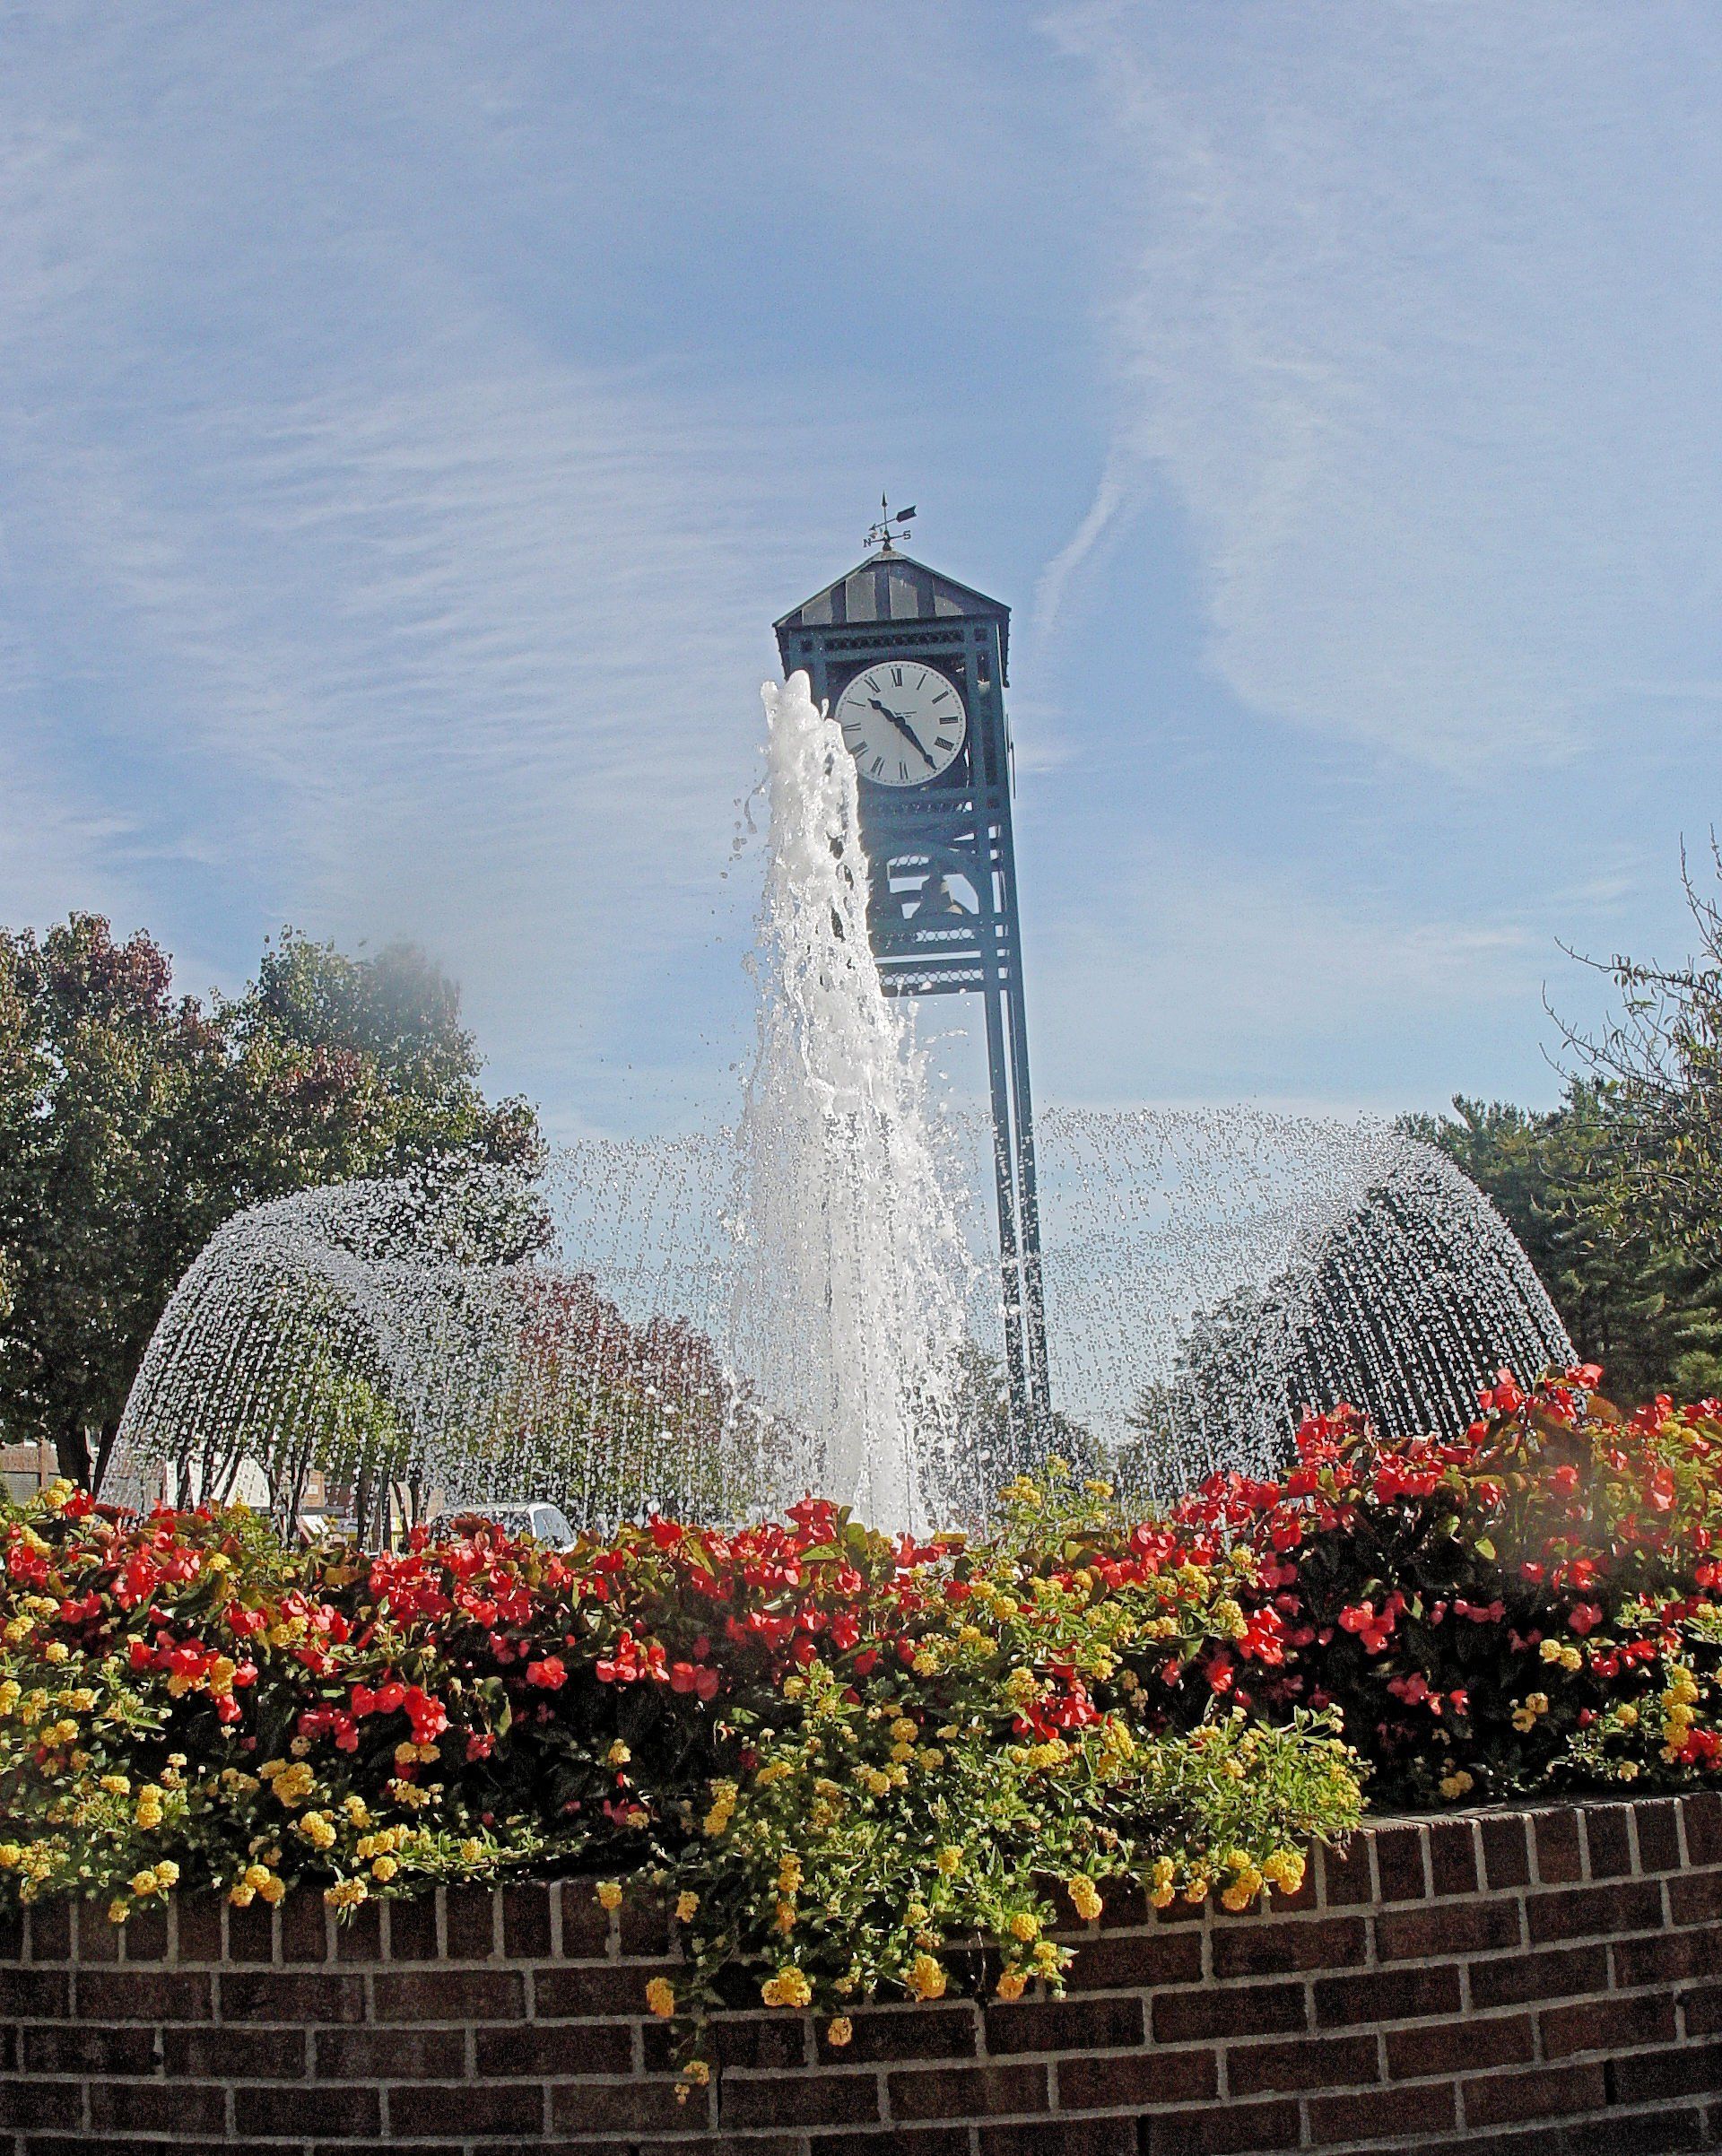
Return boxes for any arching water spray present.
[108,686,1570,1540]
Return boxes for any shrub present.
[0,1472,1352,2072]
[6,1364,1722,2080]
[1164,1366,1722,1805]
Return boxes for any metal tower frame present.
[774,536,1049,1443]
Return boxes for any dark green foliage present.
[0,916,541,1486]
[1560,845,1722,1275]
[1405,1086,1722,1407]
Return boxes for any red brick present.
[534,1962,657,2018]
[0,1908,22,1962]
[1525,1878,1663,1943]
[1274,1862,1320,1915]
[889,2063,1048,2119]
[1533,1807,1585,1884]
[980,2126,1135,2156]
[1371,1824,1430,1901]
[475,2021,635,2077]
[166,2023,307,2079]
[633,2138,799,2156]
[22,2021,158,2075]
[813,2005,976,2065]
[1307,2079,1457,2144]
[709,2014,811,2071]
[1682,1980,1722,2036]
[1387,2011,1533,2079]
[76,1967,211,2021]
[1318,1839,1373,1906]
[1427,1820,1480,1897]
[371,1967,526,2022]
[812,2134,970,2156]
[1542,1989,1676,2057]
[1065,1926,1202,1990]
[24,1900,71,1961]
[0,1965,70,2016]
[1683,1788,1722,1865]
[333,1896,384,1962]
[502,1886,552,1960]
[443,1885,498,1960]
[1480,1813,1533,1890]
[1461,2060,1608,2126]
[174,1894,225,1963]
[1228,2030,1379,2095]
[74,1899,119,1960]
[1609,2038,1722,2104]
[235,2085,383,2138]
[0,2082,83,2131]
[122,1904,169,1961]
[1613,1926,1712,1987]
[1376,1896,1521,1960]
[395,2081,545,2135]
[308,2145,463,2156]
[1468,1943,1607,2009]
[1095,1881,1151,1929]
[1579,1804,1631,1879]
[1634,1797,1684,1872]
[618,1894,673,1957]
[720,2070,883,2129]
[387,1894,439,1961]
[1142,2098,1301,2153]
[984,1995,1144,2054]
[1211,1915,1366,1979]
[87,2082,229,2136]
[219,1969,366,2023]
[226,1897,274,1961]
[555,1881,613,1958]
[1056,2047,1217,2109]
[316,2025,469,2079]
[1314,1961,1460,2027]
[1156,1980,1307,2043]
[1670,1870,1722,1926]
[281,1890,331,1965]
[551,2075,702,2134]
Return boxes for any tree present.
[0,916,542,1487]
[1405,1089,1722,1407]
[1560,843,1722,1274]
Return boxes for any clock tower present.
[775,513,1049,1444]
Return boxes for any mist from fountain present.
[109,681,1573,1539]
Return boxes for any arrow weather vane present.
[865,493,918,554]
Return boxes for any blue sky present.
[3,2,1720,1138]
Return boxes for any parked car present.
[439,1500,575,1547]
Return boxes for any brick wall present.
[5,1795,1722,2154]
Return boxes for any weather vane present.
[865,493,918,554]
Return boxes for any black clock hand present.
[868,697,939,769]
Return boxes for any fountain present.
[109,680,1571,1538]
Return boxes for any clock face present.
[833,662,968,788]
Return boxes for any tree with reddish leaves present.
[0,916,540,1488]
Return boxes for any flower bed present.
[5,1367,1722,2092]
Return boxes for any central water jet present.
[728,674,974,1534]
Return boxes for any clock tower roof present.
[775,550,1009,682]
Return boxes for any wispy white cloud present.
[0,7,878,1118]
[1039,2,1722,774]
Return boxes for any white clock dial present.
[833,662,968,788]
